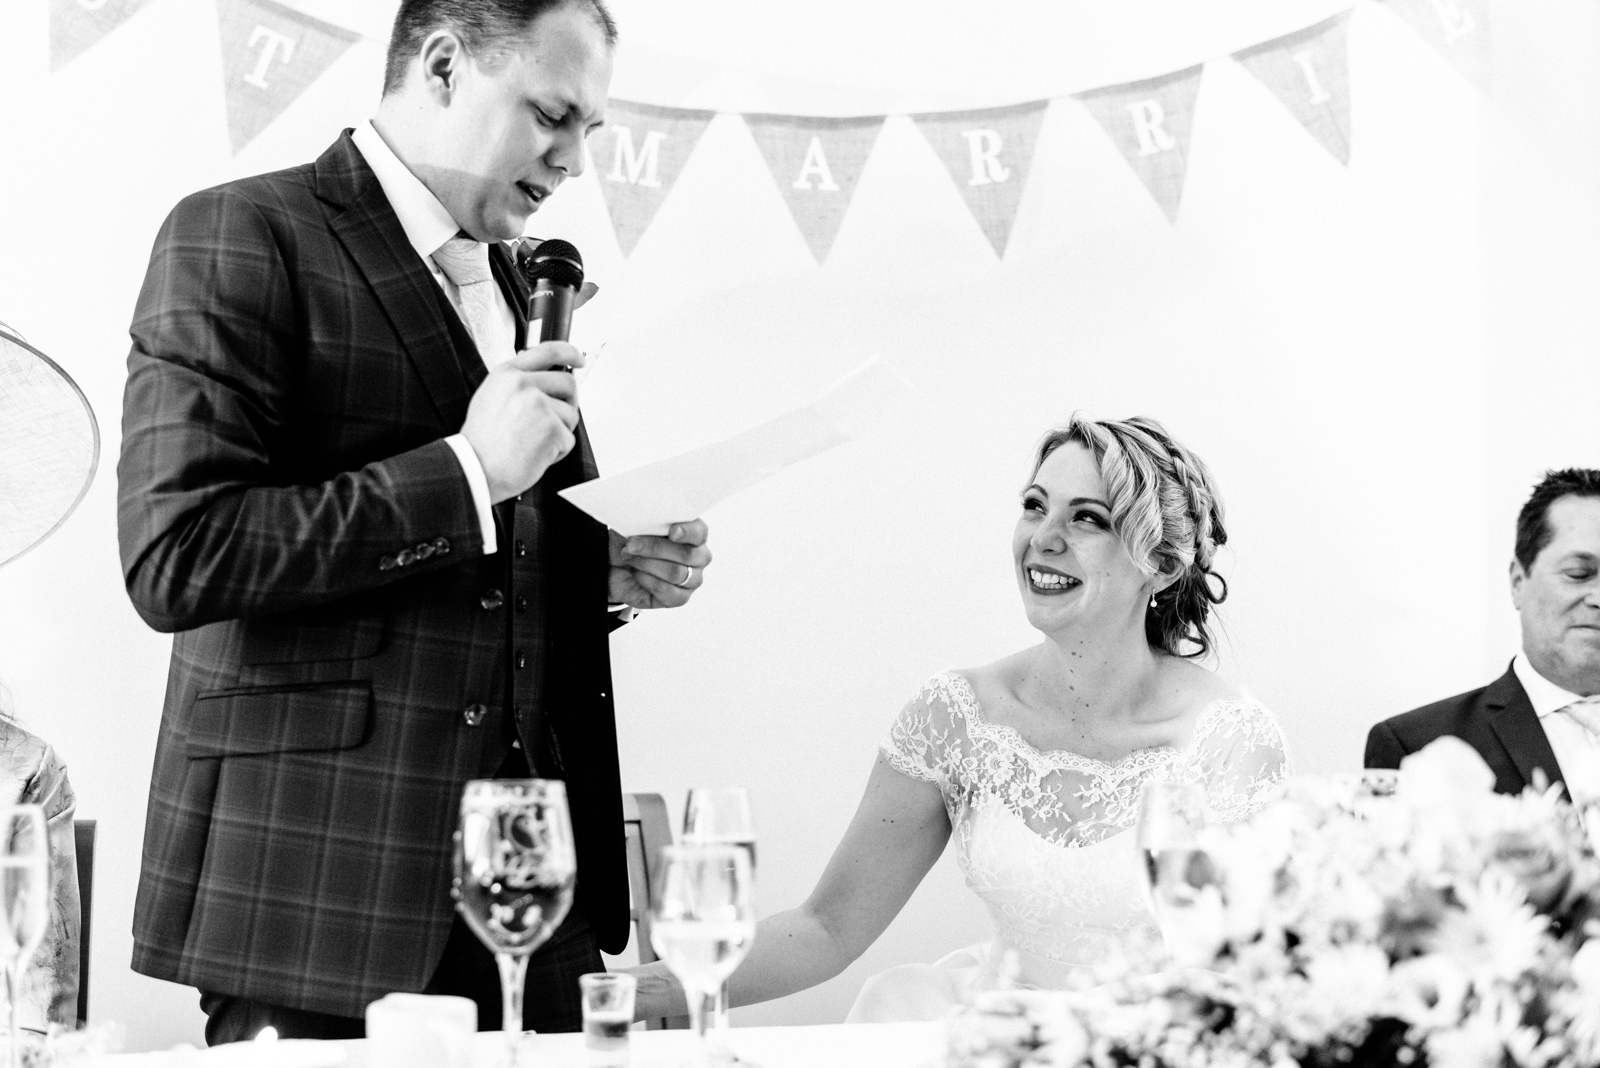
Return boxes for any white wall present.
[0,0,1596,1052]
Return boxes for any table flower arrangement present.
[945,738,1600,1068]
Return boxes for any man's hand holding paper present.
[609,519,712,610]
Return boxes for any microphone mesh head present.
[518,238,584,289]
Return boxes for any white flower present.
[1426,1008,1505,1068]
[1398,736,1498,810]
[1430,869,1547,982]
[1389,954,1471,1029]
[1301,943,1392,1023]
[1571,939,1600,997]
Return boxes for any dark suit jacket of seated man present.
[115,0,711,1043]
[1365,469,1600,799]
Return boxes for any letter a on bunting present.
[1233,11,1353,165]
[50,0,154,71]
[913,100,1048,258]
[744,114,885,262]
[589,100,715,255]
[1077,66,1204,224]
[218,0,358,154]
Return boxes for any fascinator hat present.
[0,320,99,568]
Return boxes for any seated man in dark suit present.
[1365,468,1600,798]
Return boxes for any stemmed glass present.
[682,788,756,1064]
[649,844,756,1068]
[453,779,577,1067]
[0,805,48,1068]
[1135,779,1224,967]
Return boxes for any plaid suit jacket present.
[117,131,627,1017]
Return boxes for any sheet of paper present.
[559,357,905,536]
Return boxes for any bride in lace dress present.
[630,414,1290,1023]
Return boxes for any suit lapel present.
[1486,666,1567,794]
[315,132,476,428]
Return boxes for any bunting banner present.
[217,0,359,154]
[744,114,885,262]
[1380,0,1491,92]
[1077,66,1205,224]
[913,101,1049,257]
[589,101,715,256]
[50,0,153,71]
[1234,11,1354,165]
[40,0,1496,257]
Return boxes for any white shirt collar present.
[350,121,463,263]
[1514,653,1586,718]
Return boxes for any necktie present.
[1559,694,1600,739]
[432,235,514,367]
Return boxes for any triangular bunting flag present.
[216,0,359,154]
[588,100,714,256]
[1234,11,1353,165]
[1379,0,1491,92]
[912,101,1048,257]
[744,114,884,262]
[51,0,153,71]
[1077,66,1204,224]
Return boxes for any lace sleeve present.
[880,673,968,790]
[1184,700,1292,824]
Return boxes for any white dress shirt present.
[1515,653,1600,807]
[350,121,504,554]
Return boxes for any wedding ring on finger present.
[675,565,694,588]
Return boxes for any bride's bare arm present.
[629,755,951,1020]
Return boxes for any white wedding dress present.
[845,671,1290,1023]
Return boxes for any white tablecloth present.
[69,1021,947,1068]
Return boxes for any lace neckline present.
[936,670,1239,777]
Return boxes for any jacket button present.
[515,651,527,670]
[515,594,528,613]
[462,703,487,727]
[397,548,417,566]
[480,589,505,611]
[433,537,451,555]
[514,540,528,558]
[378,555,397,572]
[416,542,436,560]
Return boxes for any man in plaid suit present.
[116,0,710,1043]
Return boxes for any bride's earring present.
[1149,593,1158,610]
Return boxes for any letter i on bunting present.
[913,101,1048,258]
[1379,0,1491,92]
[1077,66,1204,224]
[216,0,358,154]
[50,0,154,71]
[588,100,715,256]
[744,114,885,263]
[1233,11,1353,165]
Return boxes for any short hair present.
[1033,414,1229,659]
[1514,468,1600,571]
[383,0,617,96]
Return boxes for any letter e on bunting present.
[51,0,154,71]
[1234,11,1353,165]
[1378,0,1491,92]
[588,100,714,256]
[216,0,359,154]
[744,114,884,263]
[1077,66,1204,224]
[913,100,1048,258]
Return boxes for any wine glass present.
[0,805,48,1068]
[453,779,577,1067]
[682,788,756,1065]
[1135,779,1225,967]
[649,843,756,1068]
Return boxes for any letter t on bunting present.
[1077,66,1204,224]
[913,100,1048,258]
[216,0,359,154]
[589,100,715,256]
[744,114,885,263]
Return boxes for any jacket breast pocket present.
[186,682,372,758]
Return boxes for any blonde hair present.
[1033,414,1228,658]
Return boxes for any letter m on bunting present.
[589,101,714,256]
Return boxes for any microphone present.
[516,238,584,343]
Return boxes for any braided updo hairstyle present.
[1033,414,1229,658]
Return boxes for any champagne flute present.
[1135,779,1224,967]
[682,788,755,1065]
[453,779,577,1067]
[650,844,756,1068]
[0,806,48,1068]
